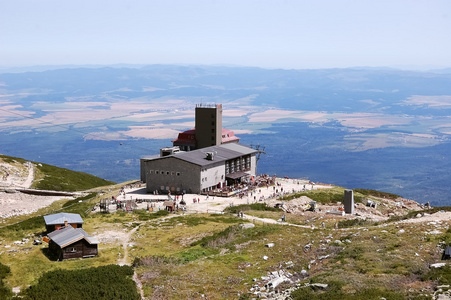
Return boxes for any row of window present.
[225,155,251,175]
[149,170,181,176]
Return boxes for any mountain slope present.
[0,154,115,191]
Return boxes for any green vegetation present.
[0,154,115,191]
[0,154,26,164]
[224,203,281,214]
[191,224,279,250]
[32,162,115,191]
[279,189,364,204]
[0,263,12,300]
[0,193,100,240]
[422,265,451,285]
[62,192,98,208]
[132,209,169,221]
[291,280,409,300]
[387,206,451,223]
[353,189,401,200]
[338,218,376,228]
[22,265,139,300]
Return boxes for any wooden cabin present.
[44,212,84,233]
[47,226,99,260]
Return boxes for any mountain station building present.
[140,104,259,195]
[141,143,258,195]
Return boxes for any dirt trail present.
[118,225,141,266]
[20,163,34,188]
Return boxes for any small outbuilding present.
[164,201,176,212]
[44,212,84,233]
[443,246,451,260]
[47,226,99,260]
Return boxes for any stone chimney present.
[64,220,68,227]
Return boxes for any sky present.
[1,0,451,70]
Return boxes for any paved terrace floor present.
[112,178,332,215]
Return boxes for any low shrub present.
[338,218,374,228]
[62,192,97,208]
[291,279,406,300]
[0,262,12,300]
[422,265,451,285]
[354,189,401,200]
[192,224,279,250]
[133,209,169,221]
[224,203,281,214]
[280,190,364,204]
[175,247,219,262]
[22,265,139,300]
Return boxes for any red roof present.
[221,129,240,143]
[172,128,239,145]
[172,128,196,145]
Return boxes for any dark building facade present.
[141,143,257,194]
[47,226,98,260]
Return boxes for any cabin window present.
[66,247,77,253]
[176,172,181,176]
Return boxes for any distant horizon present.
[1,62,450,73]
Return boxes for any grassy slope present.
[1,154,115,191]
[0,179,447,299]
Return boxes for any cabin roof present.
[47,226,98,248]
[44,212,84,225]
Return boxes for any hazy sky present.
[1,0,450,69]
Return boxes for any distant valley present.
[1,65,451,205]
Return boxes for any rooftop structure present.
[172,104,239,151]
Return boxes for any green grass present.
[353,189,401,200]
[1,154,115,192]
[338,218,377,228]
[61,192,98,208]
[0,193,101,240]
[224,203,282,214]
[291,280,408,300]
[0,154,26,164]
[279,189,364,204]
[32,162,115,191]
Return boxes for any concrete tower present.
[195,104,223,149]
[344,189,354,214]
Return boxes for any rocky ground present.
[0,160,72,220]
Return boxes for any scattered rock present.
[431,263,447,269]
[240,223,255,229]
